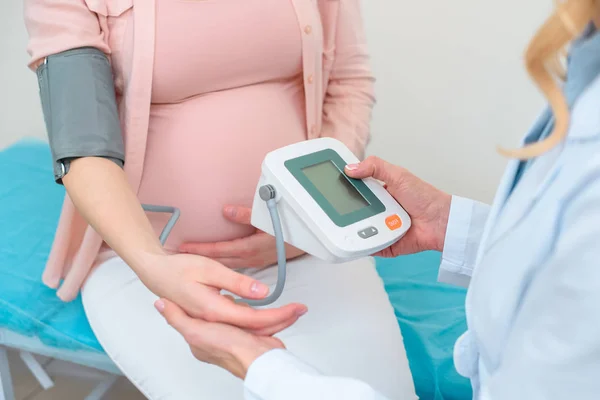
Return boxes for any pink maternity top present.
[119,0,307,251]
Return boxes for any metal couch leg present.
[0,346,15,400]
[19,351,54,390]
[84,375,118,400]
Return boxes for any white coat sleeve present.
[438,196,491,288]
[244,350,389,400]
[479,176,600,399]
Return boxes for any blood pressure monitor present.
[251,137,411,264]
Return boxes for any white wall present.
[0,2,46,146]
[0,1,552,202]
[362,0,552,202]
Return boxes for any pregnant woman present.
[24,0,416,399]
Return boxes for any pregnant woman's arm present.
[25,0,305,332]
[320,0,376,158]
[62,157,305,330]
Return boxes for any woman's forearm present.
[62,157,165,276]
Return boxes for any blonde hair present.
[498,0,598,159]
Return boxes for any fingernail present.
[224,206,237,218]
[251,281,268,295]
[345,163,359,171]
[297,307,308,317]
[154,299,165,313]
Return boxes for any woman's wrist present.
[124,248,169,289]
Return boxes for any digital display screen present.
[302,161,369,215]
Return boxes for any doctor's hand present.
[179,205,305,269]
[345,157,451,257]
[155,297,286,379]
[142,253,307,334]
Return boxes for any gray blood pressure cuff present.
[36,47,125,183]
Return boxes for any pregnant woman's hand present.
[179,205,305,268]
[155,298,285,379]
[345,156,452,257]
[142,253,307,334]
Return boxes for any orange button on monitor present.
[385,214,403,231]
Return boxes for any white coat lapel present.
[483,156,562,252]
[473,108,554,261]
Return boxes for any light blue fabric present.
[0,139,469,398]
[376,253,471,400]
[438,197,491,288]
[0,139,103,353]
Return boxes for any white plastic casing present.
[251,138,411,263]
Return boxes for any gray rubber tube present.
[236,197,287,306]
[141,204,181,245]
[141,184,287,307]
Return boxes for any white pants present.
[82,255,416,399]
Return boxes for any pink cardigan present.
[24,0,375,301]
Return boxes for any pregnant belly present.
[138,83,307,250]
